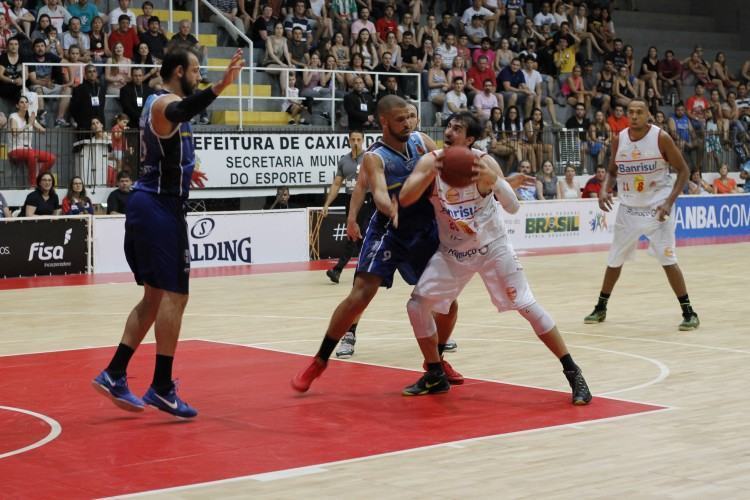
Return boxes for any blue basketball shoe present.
[142,384,198,419]
[92,370,145,412]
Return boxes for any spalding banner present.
[0,217,89,278]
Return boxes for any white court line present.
[108,406,672,499]
[0,406,62,460]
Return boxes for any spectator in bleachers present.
[587,109,611,168]
[110,112,132,172]
[607,102,628,134]
[29,14,50,46]
[61,176,94,215]
[416,14,438,47]
[70,63,105,129]
[713,164,741,194]
[525,107,552,169]
[443,76,467,116]
[9,0,34,39]
[436,32,457,71]
[613,65,635,108]
[105,41,131,94]
[120,67,152,125]
[533,1,555,29]
[741,59,750,84]
[263,22,293,93]
[330,0,356,42]
[252,5,277,51]
[269,186,294,209]
[553,37,577,92]
[566,102,589,140]
[563,64,590,110]
[639,46,662,101]
[346,53,373,92]
[501,105,531,171]
[558,163,581,198]
[330,32,350,69]
[417,37,435,74]
[167,20,209,83]
[473,117,494,153]
[498,57,532,119]
[68,0,101,34]
[374,4,397,44]
[592,58,614,114]
[464,16,487,52]
[24,172,60,215]
[8,95,55,187]
[323,54,346,94]
[686,82,708,134]
[135,1,155,34]
[493,38,515,74]
[704,107,729,172]
[523,54,558,125]
[461,0,492,29]
[37,0,71,34]
[653,110,668,132]
[623,45,642,95]
[282,72,308,124]
[397,12,417,44]
[63,17,91,62]
[711,52,740,92]
[28,38,70,128]
[301,51,333,103]
[108,0,136,28]
[0,190,11,217]
[308,1,333,46]
[468,55,497,103]
[505,0,525,27]
[209,0,246,47]
[515,160,541,199]
[708,88,724,123]
[106,170,131,214]
[473,37,495,67]
[139,16,167,60]
[605,38,626,69]
[474,79,499,120]
[62,44,84,88]
[553,0,573,28]
[644,86,660,118]
[289,26,310,68]
[447,54,467,90]
[285,0,313,49]
[536,160,558,200]
[133,42,161,90]
[427,52,448,108]
[89,16,110,65]
[343,75,375,129]
[380,32,401,68]
[668,102,702,169]
[373,51,399,92]
[399,31,420,96]
[349,7,375,44]
[45,26,63,58]
[521,17,544,49]
[109,14,139,59]
[657,50,681,103]
[581,165,607,199]
[686,50,726,100]
[687,169,713,195]
[0,37,26,106]
[377,74,404,102]
[571,4,602,61]
[351,28,378,71]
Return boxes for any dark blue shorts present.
[124,190,190,294]
[356,219,439,288]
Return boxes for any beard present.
[389,124,411,143]
[180,74,196,96]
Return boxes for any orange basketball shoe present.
[423,359,464,385]
[291,358,327,392]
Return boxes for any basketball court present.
[1,242,749,498]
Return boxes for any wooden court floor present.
[2,242,749,498]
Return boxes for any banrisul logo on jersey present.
[188,217,253,264]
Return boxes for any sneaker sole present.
[91,381,145,413]
[290,379,312,392]
[144,402,198,419]
[573,399,591,406]
[584,318,605,324]
[678,325,699,331]
[402,386,450,396]
[335,353,353,359]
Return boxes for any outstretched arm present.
[400,152,438,207]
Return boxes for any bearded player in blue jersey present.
[92,48,244,419]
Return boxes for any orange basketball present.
[440,146,476,188]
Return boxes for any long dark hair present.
[65,176,90,203]
[35,172,56,195]
[503,105,522,131]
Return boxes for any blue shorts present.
[124,190,190,294]
[356,218,439,288]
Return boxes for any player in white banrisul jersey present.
[398,111,592,404]
[584,98,700,331]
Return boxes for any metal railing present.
[194,0,254,74]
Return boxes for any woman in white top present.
[417,14,440,47]
[572,4,603,61]
[351,28,378,70]
[105,41,131,95]
[552,0,571,29]
[397,12,417,43]
[7,95,55,187]
[380,31,402,67]
[263,22,293,94]
[558,164,582,199]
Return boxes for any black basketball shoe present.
[402,371,450,396]
[564,368,592,405]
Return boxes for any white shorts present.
[607,203,677,268]
[412,237,535,314]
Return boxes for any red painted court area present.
[1,340,664,498]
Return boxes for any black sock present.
[316,335,339,361]
[348,323,358,337]
[560,354,578,372]
[678,295,694,318]
[152,354,174,395]
[438,344,446,356]
[596,292,611,310]
[106,343,135,377]
[426,362,443,376]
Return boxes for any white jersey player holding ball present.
[584,98,700,331]
[398,111,592,405]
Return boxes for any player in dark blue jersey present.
[92,48,244,419]
[292,95,462,393]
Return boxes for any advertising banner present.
[93,210,309,274]
[0,217,89,278]
[674,194,750,240]
[193,133,381,188]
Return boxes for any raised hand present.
[213,49,245,95]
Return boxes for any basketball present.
[440,146,476,188]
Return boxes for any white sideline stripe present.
[250,466,328,482]
[0,405,63,460]
[106,406,672,499]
